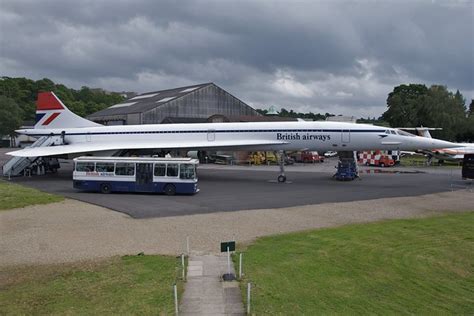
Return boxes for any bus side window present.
[115,163,135,176]
[96,162,115,173]
[76,162,95,172]
[154,163,166,176]
[167,164,179,177]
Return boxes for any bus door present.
[136,163,154,192]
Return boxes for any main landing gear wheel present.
[163,184,176,196]
[100,183,111,194]
[275,150,288,183]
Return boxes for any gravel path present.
[1,190,473,267]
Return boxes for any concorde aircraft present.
[8,92,457,181]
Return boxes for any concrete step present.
[180,254,244,315]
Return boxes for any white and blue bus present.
[73,156,199,195]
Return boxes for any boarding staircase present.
[334,151,359,181]
[2,136,61,177]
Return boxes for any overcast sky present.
[1,0,472,117]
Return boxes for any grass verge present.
[239,212,474,314]
[400,155,461,167]
[0,180,63,210]
[0,255,183,315]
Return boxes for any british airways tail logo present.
[36,112,61,125]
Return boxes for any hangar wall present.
[141,84,257,124]
[88,83,260,125]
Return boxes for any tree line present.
[0,77,124,138]
[255,108,335,121]
[381,84,473,142]
[257,84,473,142]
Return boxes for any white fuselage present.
[18,121,456,153]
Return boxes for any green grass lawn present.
[239,212,474,314]
[0,180,63,210]
[0,255,183,315]
[400,155,461,167]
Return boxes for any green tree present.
[35,78,55,92]
[255,109,268,115]
[0,77,125,120]
[382,84,468,141]
[382,84,429,127]
[0,96,23,142]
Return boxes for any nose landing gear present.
[277,174,286,183]
[276,150,287,183]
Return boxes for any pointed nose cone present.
[416,137,458,150]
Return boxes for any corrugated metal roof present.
[88,83,212,118]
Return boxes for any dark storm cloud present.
[1,0,472,117]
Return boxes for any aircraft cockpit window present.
[385,130,390,134]
[390,130,396,135]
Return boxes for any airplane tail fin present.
[34,92,102,129]
[417,128,433,138]
[398,127,442,139]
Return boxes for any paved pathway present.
[180,254,244,315]
[1,191,473,267]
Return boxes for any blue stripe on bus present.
[73,180,197,194]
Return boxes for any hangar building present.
[87,83,261,125]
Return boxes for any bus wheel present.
[164,184,176,196]
[100,183,111,194]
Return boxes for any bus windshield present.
[180,163,196,179]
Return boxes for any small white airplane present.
[402,127,474,162]
[8,92,457,181]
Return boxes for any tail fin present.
[34,92,102,129]
[416,128,433,138]
[398,127,442,139]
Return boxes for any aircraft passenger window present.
[115,163,135,176]
[96,162,114,173]
[167,164,179,177]
[76,162,95,172]
[180,164,196,179]
[154,163,166,176]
